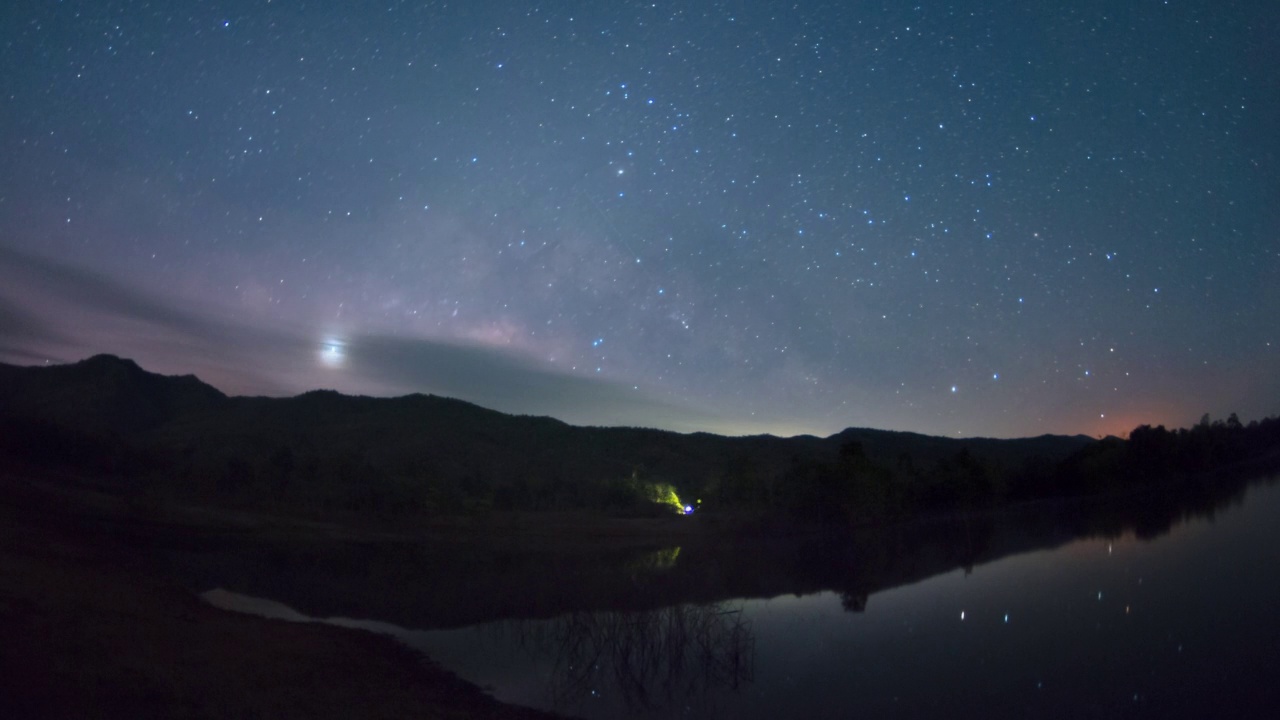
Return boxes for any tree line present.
[2,411,1278,526]
[704,413,1280,525]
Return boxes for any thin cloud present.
[0,245,238,340]
[0,244,726,433]
[344,333,725,431]
[0,295,68,350]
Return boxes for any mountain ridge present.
[1,353,1092,444]
[0,354,1101,520]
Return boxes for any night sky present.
[2,1,1276,439]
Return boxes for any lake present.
[203,475,1280,719]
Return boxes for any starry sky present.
[1,1,1277,439]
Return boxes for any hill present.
[0,355,1098,521]
[5,354,1276,525]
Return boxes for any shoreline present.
[4,454,1277,717]
[0,471,567,720]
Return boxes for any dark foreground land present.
[7,460,1279,720]
[0,473,564,720]
[3,356,1279,718]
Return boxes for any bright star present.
[320,338,346,367]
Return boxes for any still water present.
[206,478,1280,719]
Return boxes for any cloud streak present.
[0,244,728,433]
[342,333,725,431]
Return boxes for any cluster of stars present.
[0,0,1275,437]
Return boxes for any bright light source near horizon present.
[320,338,346,368]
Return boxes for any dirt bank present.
[0,472,564,720]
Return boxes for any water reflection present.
[202,588,756,717]
[507,602,753,713]
[171,471,1278,633]
[198,474,1280,719]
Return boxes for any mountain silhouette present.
[0,354,1098,518]
[0,354,225,433]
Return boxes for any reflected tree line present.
[439,442,1278,715]
[504,602,754,714]
[170,450,1278,637]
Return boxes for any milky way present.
[2,1,1277,437]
